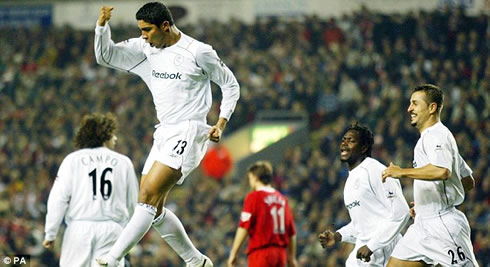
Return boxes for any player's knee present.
[386,257,398,267]
[138,185,162,207]
[386,257,418,267]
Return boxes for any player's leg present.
[454,210,478,266]
[152,204,211,267]
[150,121,213,267]
[344,244,361,267]
[248,249,264,267]
[92,221,125,267]
[97,162,179,267]
[425,210,479,267]
[247,248,286,267]
[387,223,434,267]
[387,257,428,267]
[60,222,93,267]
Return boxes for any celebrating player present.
[227,161,297,267]
[383,84,478,266]
[94,2,240,267]
[319,123,410,266]
[43,113,138,267]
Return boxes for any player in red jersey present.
[227,161,297,267]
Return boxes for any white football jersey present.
[44,147,138,241]
[412,122,471,218]
[338,157,409,252]
[94,23,240,125]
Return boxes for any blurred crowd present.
[0,5,488,267]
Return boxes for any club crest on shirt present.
[386,190,396,198]
[413,161,417,168]
[174,55,184,66]
[218,59,225,67]
[240,212,252,222]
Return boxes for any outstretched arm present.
[94,6,148,74]
[382,162,450,182]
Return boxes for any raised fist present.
[98,6,114,26]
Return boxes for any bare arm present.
[287,235,298,267]
[227,227,248,267]
[382,162,450,182]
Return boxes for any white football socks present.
[106,203,156,262]
[152,208,204,266]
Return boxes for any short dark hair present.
[136,2,174,27]
[343,122,374,157]
[413,84,444,113]
[247,161,273,184]
[74,113,117,149]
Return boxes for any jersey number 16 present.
[88,167,113,200]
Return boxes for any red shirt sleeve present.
[239,192,255,230]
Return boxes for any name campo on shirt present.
[152,70,182,80]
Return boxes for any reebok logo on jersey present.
[152,70,182,80]
[413,161,417,167]
[386,191,396,198]
[346,200,360,209]
[435,144,442,150]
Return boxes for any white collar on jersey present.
[349,157,372,173]
[421,121,443,136]
[257,186,275,193]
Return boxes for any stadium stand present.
[0,5,487,267]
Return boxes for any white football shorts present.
[390,207,478,266]
[345,234,401,267]
[60,221,124,267]
[142,120,211,184]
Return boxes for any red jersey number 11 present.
[270,206,285,234]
